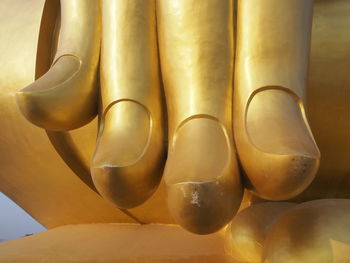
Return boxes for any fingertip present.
[16,56,97,131]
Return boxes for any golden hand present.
[16,0,322,240]
[16,0,166,210]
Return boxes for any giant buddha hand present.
[16,0,167,212]
[16,0,321,238]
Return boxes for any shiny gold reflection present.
[91,0,166,209]
[157,0,242,234]
[2,0,350,262]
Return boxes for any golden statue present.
[0,0,350,262]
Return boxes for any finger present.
[234,0,320,200]
[157,0,242,234]
[16,0,101,131]
[91,0,166,209]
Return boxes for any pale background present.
[0,192,46,241]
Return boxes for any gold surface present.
[38,0,350,226]
[226,202,295,263]
[225,1,350,259]
[0,224,239,263]
[157,0,242,234]
[233,0,320,201]
[91,0,166,209]
[295,0,350,201]
[1,1,350,261]
[16,0,101,131]
[0,0,135,228]
[225,200,350,263]
[265,199,350,263]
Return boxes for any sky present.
[0,192,46,242]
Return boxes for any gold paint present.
[0,224,240,263]
[157,0,242,234]
[0,0,350,261]
[16,0,101,131]
[233,0,320,201]
[91,0,166,209]
[0,0,135,228]
[226,1,350,259]
[225,202,295,263]
[264,199,350,263]
[295,0,350,201]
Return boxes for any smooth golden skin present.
[234,0,320,201]
[16,0,101,131]
[224,0,350,261]
[7,1,350,259]
[0,0,137,229]
[225,202,295,263]
[157,0,242,234]
[264,199,350,263]
[17,0,243,234]
[91,0,166,209]
[15,0,166,210]
[226,200,350,263]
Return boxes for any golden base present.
[0,224,238,263]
